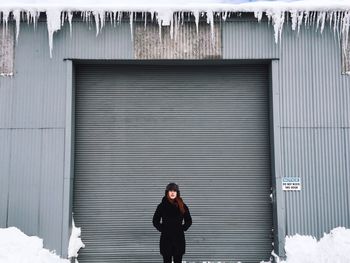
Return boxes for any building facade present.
[0,12,349,262]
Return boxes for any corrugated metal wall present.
[0,21,133,256]
[224,20,350,239]
[0,15,349,258]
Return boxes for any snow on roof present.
[0,0,350,57]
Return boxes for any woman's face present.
[168,190,177,199]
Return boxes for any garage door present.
[73,64,272,263]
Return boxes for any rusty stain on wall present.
[134,22,221,59]
[0,24,14,76]
[342,34,350,75]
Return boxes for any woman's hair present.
[165,183,186,214]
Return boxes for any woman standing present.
[153,183,192,263]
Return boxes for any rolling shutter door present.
[73,64,272,263]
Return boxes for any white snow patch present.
[0,227,69,263]
[68,218,85,261]
[262,227,350,263]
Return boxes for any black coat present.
[153,196,192,256]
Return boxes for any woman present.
[153,183,192,263]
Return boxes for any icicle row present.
[0,9,350,59]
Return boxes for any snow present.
[1,0,350,58]
[0,227,69,263]
[68,218,85,261]
[0,225,349,262]
[264,227,350,263]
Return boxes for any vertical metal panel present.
[223,20,278,59]
[277,23,350,238]
[61,60,74,258]
[134,23,221,59]
[282,129,319,236]
[59,22,133,59]
[345,129,350,216]
[7,129,41,234]
[313,129,349,234]
[270,60,285,256]
[39,128,65,252]
[0,77,13,128]
[0,130,11,227]
[282,128,349,238]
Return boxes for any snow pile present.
[68,218,85,262]
[269,227,350,263]
[0,227,69,263]
[1,0,350,57]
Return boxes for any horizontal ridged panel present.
[0,130,11,227]
[223,20,278,59]
[282,128,350,238]
[73,64,272,263]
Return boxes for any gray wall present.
[0,21,133,257]
[0,16,349,258]
[224,19,350,240]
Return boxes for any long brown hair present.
[167,194,186,215]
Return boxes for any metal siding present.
[345,129,350,221]
[73,64,272,263]
[39,128,65,252]
[0,130,11,227]
[0,77,13,128]
[222,20,278,59]
[279,25,315,127]
[313,129,349,234]
[282,129,319,236]
[0,20,133,256]
[277,24,350,237]
[7,129,42,234]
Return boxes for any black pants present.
[162,254,183,263]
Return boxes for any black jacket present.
[153,196,192,256]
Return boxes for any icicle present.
[222,11,227,22]
[144,12,147,30]
[254,11,263,22]
[100,11,106,32]
[206,11,215,42]
[67,11,73,37]
[60,11,65,27]
[290,10,298,31]
[320,12,326,34]
[270,10,285,43]
[117,11,122,25]
[46,8,62,58]
[194,10,199,35]
[2,10,9,33]
[129,12,133,42]
[93,11,100,36]
[304,11,310,27]
[297,11,304,34]
[12,10,21,43]
[170,14,174,39]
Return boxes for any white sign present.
[282,177,301,191]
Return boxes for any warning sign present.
[282,177,301,191]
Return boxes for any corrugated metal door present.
[73,64,272,263]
